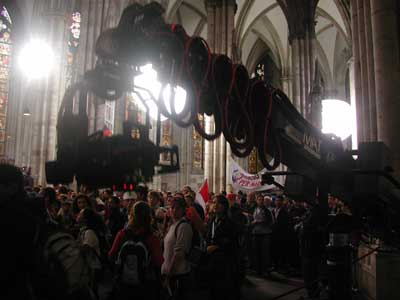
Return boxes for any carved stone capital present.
[279,0,318,43]
[205,0,237,12]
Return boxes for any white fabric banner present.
[229,158,275,192]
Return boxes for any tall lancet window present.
[66,11,81,87]
[192,116,204,172]
[0,5,11,158]
[104,100,115,133]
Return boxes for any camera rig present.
[45,2,400,298]
[47,1,400,244]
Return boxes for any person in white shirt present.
[162,197,193,300]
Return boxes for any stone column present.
[351,0,365,143]
[356,0,371,142]
[309,62,322,130]
[351,0,380,144]
[348,59,358,151]
[363,0,377,141]
[370,0,400,177]
[203,116,214,192]
[28,0,72,184]
[77,0,111,133]
[291,39,302,112]
[281,0,318,117]
[204,0,236,193]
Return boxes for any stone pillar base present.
[358,245,400,300]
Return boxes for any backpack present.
[174,219,205,267]
[34,228,94,299]
[116,230,150,286]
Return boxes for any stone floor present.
[241,273,305,300]
[99,270,366,300]
[99,271,307,300]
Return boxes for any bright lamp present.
[19,39,54,79]
[322,99,353,140]
[133,64,187,121]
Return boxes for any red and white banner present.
[229,158,275,192]
[195,179,209,211]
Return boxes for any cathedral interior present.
[1,0,400,299]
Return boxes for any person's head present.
[136,185,148,201]
[40,187,57,214]
[174,191,184,199]
[328,194,338,208]
[122,191,137,207]
[42,188,60,219]
[275,195,284,208]
[263,196,272,207]
[73,194,91,214]
[184,193,194,207]
[58,185,68,195]
[182,185,192,196]
[283,198,290,208]
[256,193,264,207]
[128,201,152,233]
[214,194,229,216]
[77,208,101,231]
[166,192,173,208]
[247,192,256,203]
[148,190,161,208]
[226,193,237,207]
[110,196,120,208]
[103,189,113,200]
[61,199,72,213]
[171,197,187,221]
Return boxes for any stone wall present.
[358,245,400,300]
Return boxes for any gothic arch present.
[165,0,207,37]
[166,0,184,22]
[238,2,288,71]
[333,0,351,38]
[246,32,281,73]
[316,7,349,45]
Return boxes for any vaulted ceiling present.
[166,0,351,93]
[7,0,352,94]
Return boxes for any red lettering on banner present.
[232,169,262,188]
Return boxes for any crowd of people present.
[1,163,346,300]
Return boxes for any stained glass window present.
[192,114,204,172]
[255,63,265,80]
[66,11,81,86]
[161,120,172,162]
[104,100,115,133]
[125,93,146,139]
[0,6,11,157]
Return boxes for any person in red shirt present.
[108,201,163,300]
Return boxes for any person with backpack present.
[77,208,105,298]
[0,164,95,300]
[162,197,193,300]
[108,201,163,300]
